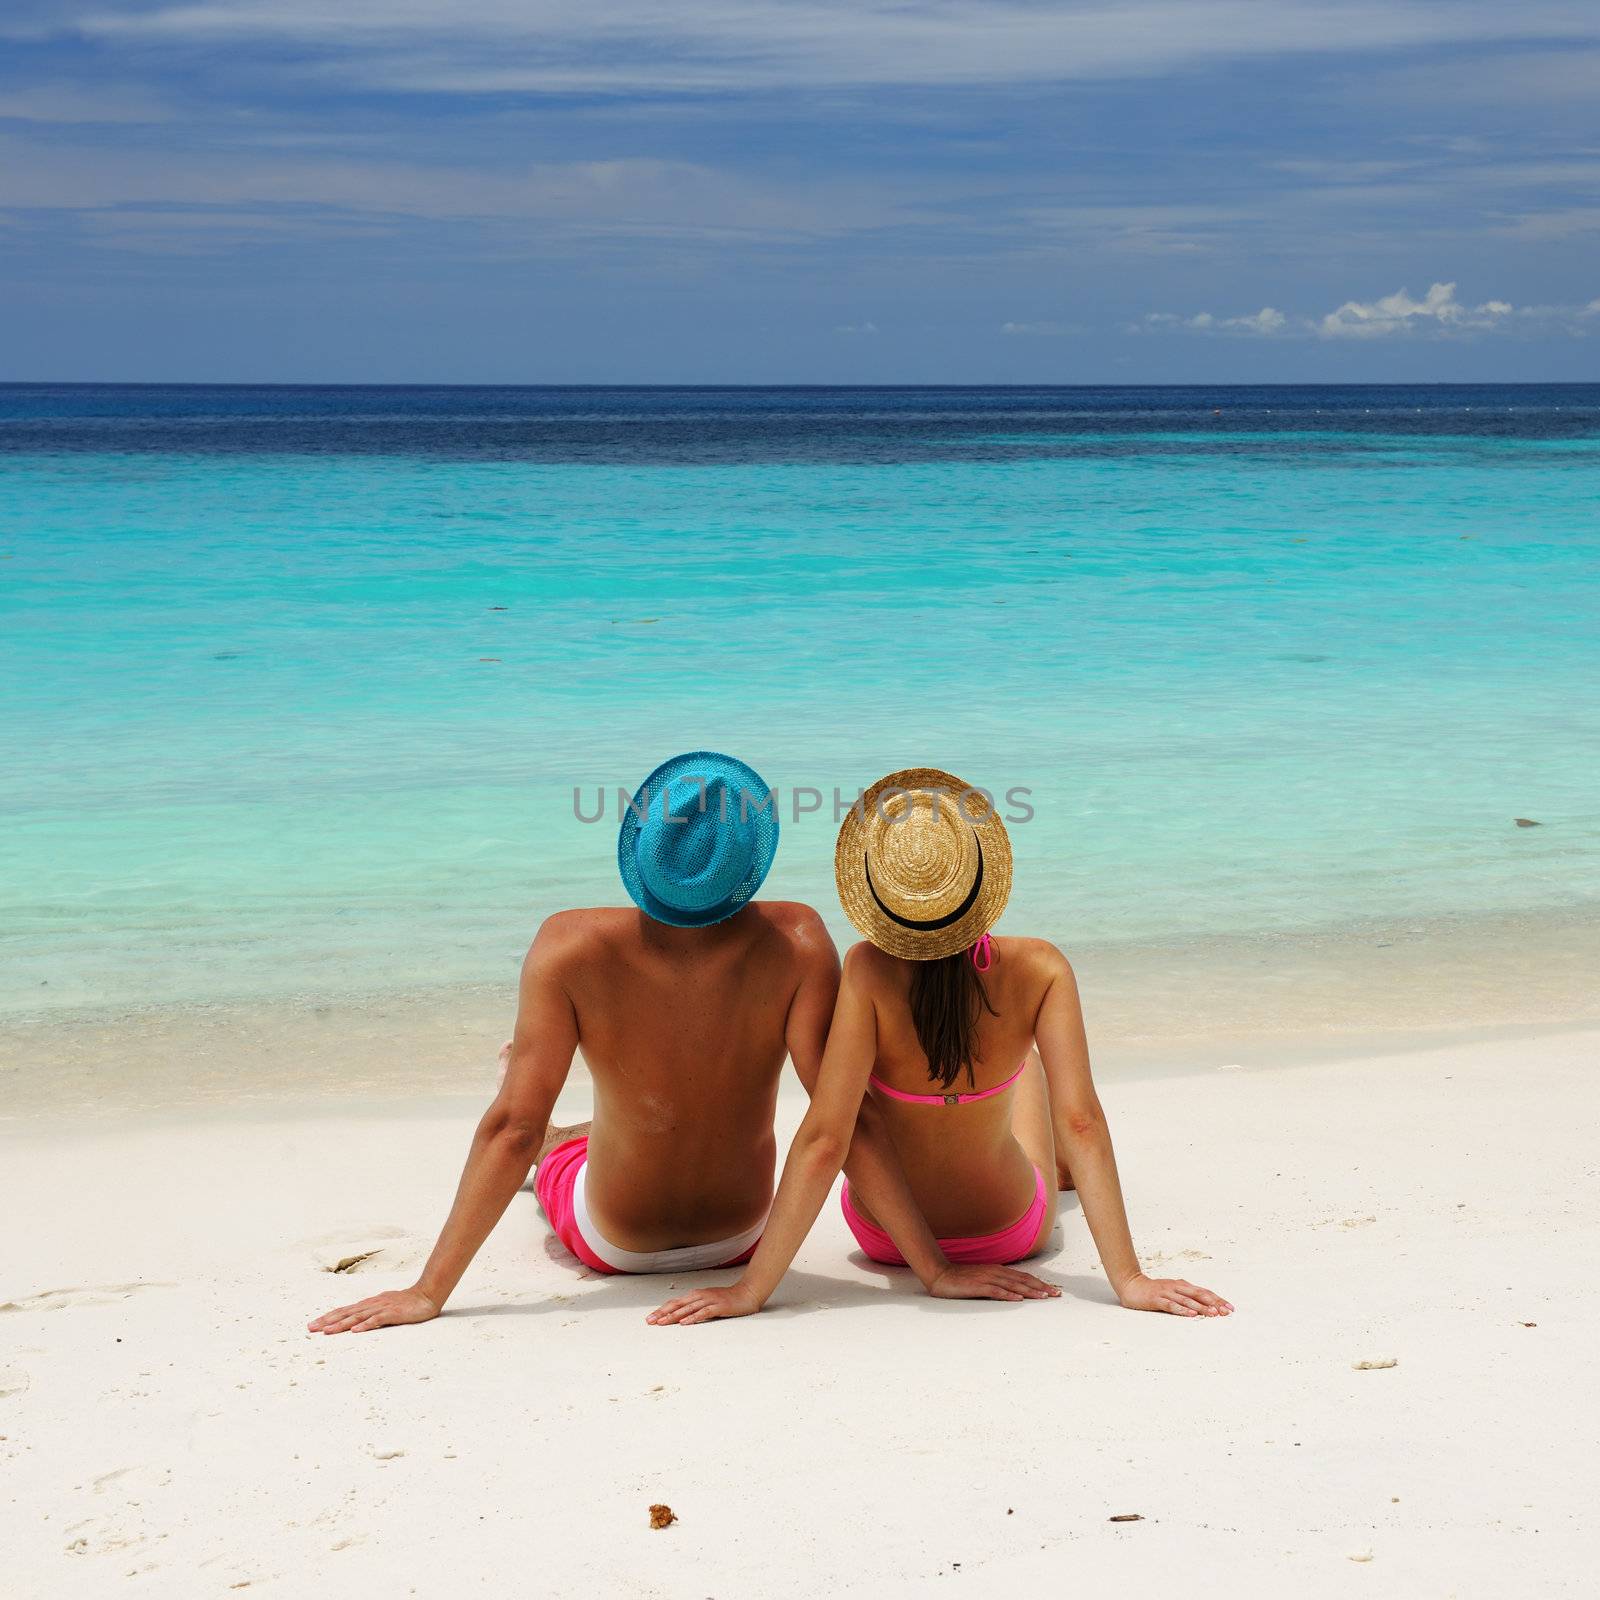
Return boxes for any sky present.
[1,1,1598,383]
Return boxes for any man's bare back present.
[531,902,838,1249]
[310,896,837,1332]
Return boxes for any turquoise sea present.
[3,384,1598,1016]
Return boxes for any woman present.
[649,767,1232,1325]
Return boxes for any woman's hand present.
[1117,1273,1232,1317]
[647,1282,763,1326]
[308,1285,441,1335]
[927,1263,1061,1302]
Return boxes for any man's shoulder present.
[745,901,838,965]
[523,906,630,968]
[747,898,830,938]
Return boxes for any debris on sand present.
[330,1252,380,1275]
[1520,1321,1537,1328]
[1353,1358,1398,1370]
[1348,1551,1374,1563]
[649,1503,677,1530]
[1108,1513,1144,1523]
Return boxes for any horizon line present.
[4,379,1599,393]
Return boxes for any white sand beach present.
[5,1023,1597,1597]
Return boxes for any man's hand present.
[927,1262,1060,1302]
[1117,1273,1232,1317]
[308,1285,441,1335]
[646,1282,763,1326]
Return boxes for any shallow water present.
[4,384,1598,1014]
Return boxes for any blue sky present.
[1,1,1597,382]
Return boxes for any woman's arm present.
[1035,948,1232,1318]
[647,944,880,1325]
[308,923,579,1334]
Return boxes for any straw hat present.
[835,767,1012,960]
[618,751,778,928]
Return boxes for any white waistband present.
[571,1159,768,1274]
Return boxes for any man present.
[311,750,1043,1334]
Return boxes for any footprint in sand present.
[1144,1249,1213,1267]
[0,1367,30,1400]
[61,1464,174,1556]
[0,1283,174,1313]
[64,1522,149,1556]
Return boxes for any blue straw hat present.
[617,751,779,928]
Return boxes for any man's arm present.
[1034,947,1231,1318]
[308,920,579,1334]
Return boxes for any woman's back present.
[850,935,1058,1236]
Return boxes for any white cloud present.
[1316,280,1511,338]
[20,2,1600,97]
[0,136,946,247]
[1019,203,1254,257]
[1350,48,1600,112]
[1000,320,1078,337]
[834,321,878,335]
[0,85,171,123]
[1228,306,1287,334]
[1139,305,1285,335]
[1494,207,1600,242]
[1139,283,1600,340]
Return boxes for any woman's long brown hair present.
[908,951,997,1091]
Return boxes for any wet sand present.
[5,902,1597,1119]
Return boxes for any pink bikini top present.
[867,1057,1028,1108]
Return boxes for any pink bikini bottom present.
[840,1166,1049,1266]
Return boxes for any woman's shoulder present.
[842,939,900,983]
[841,934,1073,989]
[997,935,1075,982]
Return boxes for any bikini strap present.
[974,1057,1029,1100]
[868,1056,1029,1107]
